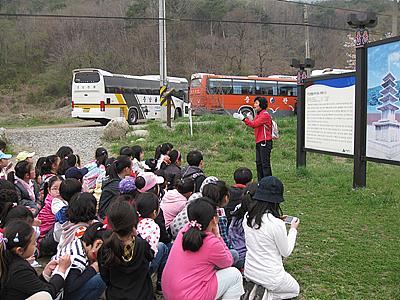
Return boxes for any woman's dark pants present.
[256,140,273,181]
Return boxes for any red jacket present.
[244,109,272,143]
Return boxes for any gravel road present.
[7,125,105,164]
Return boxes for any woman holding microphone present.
[233,97,273,181]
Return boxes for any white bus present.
[71,68,189,125]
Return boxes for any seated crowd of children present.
[0,141,301,300]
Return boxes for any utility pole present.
[159,0,171,127]
[392,0,398,36]
[303,4,311,75]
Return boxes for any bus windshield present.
[74,72,100,83]
[190,78,202,88]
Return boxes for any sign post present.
[347,12,377,188]
[292,58,314,168]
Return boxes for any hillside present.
[0,0,396,117]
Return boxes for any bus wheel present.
[239,107,254,120]
[174,108,182,120]
[128,109,138,125]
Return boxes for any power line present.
[0,13,388,35]
[0,13,353,32]
[273,0,392,18]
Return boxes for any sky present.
[367,40,400,89]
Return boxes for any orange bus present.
[189,73,297,119]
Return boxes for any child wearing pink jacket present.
[162,197,244,300]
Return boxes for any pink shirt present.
[37,194,57,237]
[162,224,233,300]
[160,189,187,229]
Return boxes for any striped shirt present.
[54,238,88,274]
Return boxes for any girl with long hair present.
[243,176,300,299]
[162,197,244,300]
[97,201,155,300]
[0,220,71,299]
[98,155,132,219]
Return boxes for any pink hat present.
[137,172,164,193]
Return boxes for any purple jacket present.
[228,216,247,262]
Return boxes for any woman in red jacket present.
[234,97,273,181]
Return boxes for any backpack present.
[272,120,279,139]
[263,120,279,140]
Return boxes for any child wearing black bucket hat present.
[243,176,300,300]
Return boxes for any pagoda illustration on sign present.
[373,72,400,143]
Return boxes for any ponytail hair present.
[58,154,80,175]
[232,182,257,222]
[155,143,172,160]
[81,222,111,246]
[40,155,59,176]
[0,220,34,282]
[136,193,159,218]
[175,177,194,195]
[102,201,138,266]
[202,180,230,207]
[169,150,181,164]
[95,147,108,167]
[182,197,217,252]
[56,146,73,159]
[131,145,143,161]
[107,155,132,180]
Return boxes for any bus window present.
[191,79,202,88]
[278,84,297,96]
[74,72,100,83]
[255,81,277,96]
[232,80,255,95]
[207,78,233,94]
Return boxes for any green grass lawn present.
[112,115,399,300]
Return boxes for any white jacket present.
[243,213,297,289]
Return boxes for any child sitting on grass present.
[162,197,244,300]
[54,222,110,300]
[225,167,253,225]
[37,175,64,257]
[228,183,257,269]
[181,150,206,193]
[98,201,155,300]
[0,220,71,299]
[53,178,82,244]
[57,192,97,251]
[160,177,194,230]
[136,192,169,293]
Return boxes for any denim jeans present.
[63,273,106,300]
[149,242,170,284]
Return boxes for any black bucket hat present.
[253,176,284,203]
